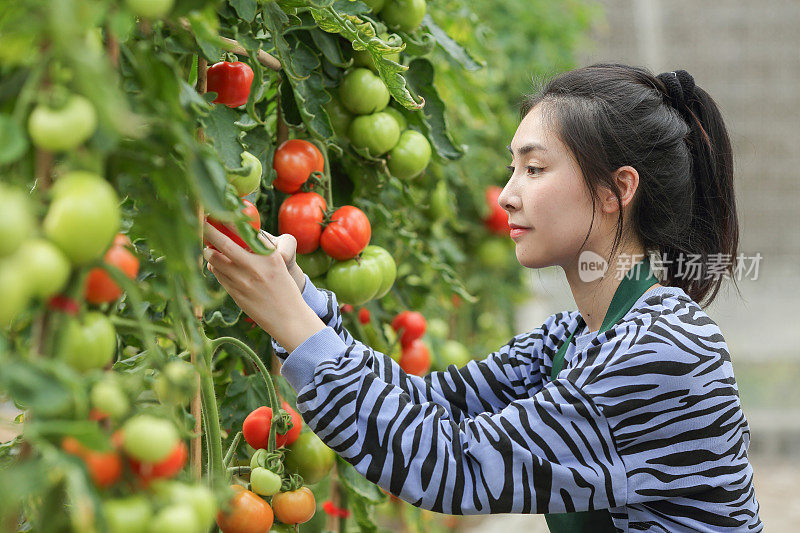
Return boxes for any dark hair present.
[519,63,738,306]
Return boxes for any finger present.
[209,263,238,292]
[204,247,239,281]
[203,221,251,264]
[276,234,297,260]
[204,247,233,267]
[257,229,278,250]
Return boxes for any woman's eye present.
[505,165,542,176]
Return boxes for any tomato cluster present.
[391,311,432,375]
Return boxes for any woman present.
[203,64,763,532]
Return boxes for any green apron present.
[544,258,657,533]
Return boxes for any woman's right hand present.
[258,230,306,293]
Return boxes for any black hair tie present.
[656,70,695,110]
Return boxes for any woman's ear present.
[599,165,639,214]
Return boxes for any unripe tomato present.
[387,130,431,179]
[271,487,315,525]
[476,238,513,269]
[207,61,254,108]
[0,261,28,326]
[250,467,282,496]
[359,245,396,299]
[216,486,274,533]
[84,238,140,304]
[391,311,427,346]
[154,359,198,406]
[61,436,122,489]
[296,248,333,278]
[382,106,407,130]
[352,33,400,72]
[362,0,385,11]
[284,432,334,485]
[90,378,129,419]
[129,440,187,484]
[347,112,400,156]
[326,258,381,306]
[227,151,263,197]
[380,0,426,32]
[0,184,34,257]
[206,199,261,252]
[103,496,152,533]
[319,206,371,261]
[150,504,200,533]
[151,481,217,531]
[14,239,71,299]
[272,139,325,194]
[323,96,352,139]
[125,0,175,18]
[59,312,117,372]
[122,415,179,463]
[339,68,390,115]
[399,339,431,375]
[27,94,97,152]
[483,186,511,236]
[278,192,327,254]
[426,318,449,339]
[439,340,471,368]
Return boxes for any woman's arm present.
[272,274,554,423]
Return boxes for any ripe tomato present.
[206,199,261,252]
[380,0,427,32]
[359,245,396,299]
[284,432,334,485]
[391,311,427,346]
[483,186,510,236]
[278,192,327,254]
[296,248,333,278]
[122,414,179,463]
[399,339,431,375]
[59,312,117,372]
[325,257,381,306]
[44,171,120,264]
[271,487,315,525]
[358,308,371,324]
[347,112,400,156]
[227,151,263,197]
[242,404,300,450]
[0,184,34,257]
[27,94,97,152]
[84,237,140,304]
[61,436,122,489]
[129,440,187,484]
[272,139,325,194]
[387,130,431,179]
[207,61,254,108]
[338,68,390,115]
[319,206,371,261]
[216,486,274,533]
[15,239,71,299]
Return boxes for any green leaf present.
[0,361,74,419]
[219,370,268,433]
[188,8,225,62]
[336,455,387,504]
[421,14,483,71]
[0,114,27,165]
[229,0,258,22]
[307,28,348,68]
[203,294,243,327]
[201,105,243,168]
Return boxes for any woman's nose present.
[497,183,518,212]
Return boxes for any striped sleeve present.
[272,274,552,423]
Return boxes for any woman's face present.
[498,104,599,270]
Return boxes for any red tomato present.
[275,401,302,448]
[84,238,140,304]
[319,206,371,261]
[207,61,254,108]
[272,139,325,194]
[61,436,122,489]
[483,186,510,236]
[242,404,300,450]
[358,308,371,324]
[206,199,261,252]
[278,192,327,254]
[391,311,427,346]
[216,486,274,533]
[340,304,354,314]
[271,487,315,525]
[399,339,431,376]
[129,440,187,484]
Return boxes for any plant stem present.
[223,431,242,468]
[199,345,225,484]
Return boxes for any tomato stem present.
[223,431,242,468]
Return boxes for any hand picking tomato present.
[272,139,325,194]
[391,311,427,346]
[483,185,511,236]
[207,61,254,108]
[129,440,187,484]
[319,205,371,261]
[271,487,315,525]
[61,436,122,489]
[399,339,431,375]
[278,192,327,254]
[216,486,273,533]
[206,199,261,252]
[84,235,140,304]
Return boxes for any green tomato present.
[0,260,29,327]
[310,275,327,291]
[151,481,217,530]
[347,112,400,156]
[14,239,71,298]
[339,68,390,115]
[439,340,471,368]
[476,238,513,269]
[360,245,396,299]
[122,414,179,463]
[428,179,452,221]
[326,257,382,306]
[250,448,268,469]
[250,467,282,496]
[426,318,449,339]
[149,504,200,533]
[380,0,426,32]
[382,107,407,131]
[323,96,352,139]
[27,94,97,152]
[296,248,333,279]
[44,171,120,264]
[103,496,152,533]
[59,312,117,372]
[362,0,385,11]
[125,0,174,18]
[387,130,431,179]
[90,378,129,419]
[284,432,335,485]
[227,151,262,197]
[153,359,198,406]
[0,185,34,257]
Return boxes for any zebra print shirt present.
[272,275,763,532]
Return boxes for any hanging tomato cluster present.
[391,311,431,375]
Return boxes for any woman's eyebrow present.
[506,143,548,157]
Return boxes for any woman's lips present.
[509,227,530,238]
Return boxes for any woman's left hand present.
[202,221,325,352]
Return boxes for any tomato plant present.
[399,339,431,375]
[319,205,371,260]
[271,487,316,525]
[339,68,390,115]
[207,61,255,108]
[272,139,325,194]
[216,486,274,533]
[278,192,326,254]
